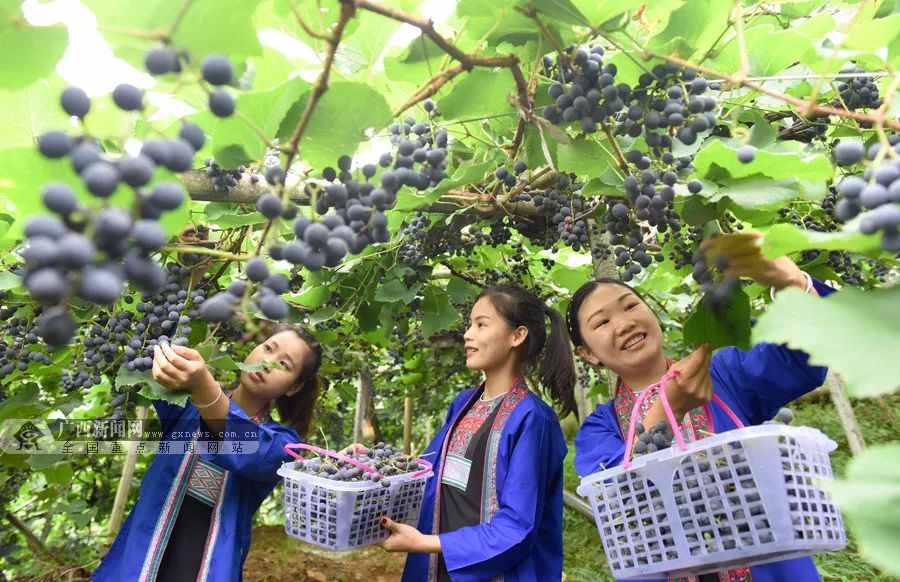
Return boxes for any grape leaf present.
[683,285,751,350]
[760,223,884,259]
[752,286,900,398]
[421,286,458,338]
[0,7,68,90]
[693,139,833,183]
[825,443,900,577]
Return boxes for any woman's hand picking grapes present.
[700,233,814,293]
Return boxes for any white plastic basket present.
[576,370,846,579]
[277,443,434,551]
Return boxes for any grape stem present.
[289,0,334,42]
[280,2,357,171]
[601,121,631,175]
[355,0,532,119]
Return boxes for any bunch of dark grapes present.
[275,119,448,273]
[615,63,719,149]
[198,260,291,323]
[691,250,739,308]
[540,45,622,133]
[399,212,431,266]
[0,310,53,381]
[831,136,900,251]
[633,420,676,456]
[122,265,201,372]
[60,311,135,392]
[204,158,250,193]
[538,173,593,251]
[667,225,705,269]
[293,441,427,488]
[825,251,864,285]
[835,67,882,111]
[23,47,238,345]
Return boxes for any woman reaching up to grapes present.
[94,324,323,582]
[567,233,835,582]
[378,284,575,582]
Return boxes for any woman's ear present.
[284,381,303,398]
[510,325,529,348]
[577,345,603,367]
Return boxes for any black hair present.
[565,278,652,348]
[268,324,324,439]
[477,284,577,417]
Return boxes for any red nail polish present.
[381,517,387,525]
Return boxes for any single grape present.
[60,87,91,118]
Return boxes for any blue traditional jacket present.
[93,397,299,582]
[403,383,568,582]
[574,279,835,582]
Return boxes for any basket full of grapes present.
[277,442,434,551]
[576,370,846,580]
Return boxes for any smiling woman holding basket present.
[568,233,838,582]
[94,324,323,582]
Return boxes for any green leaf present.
[287,285,332,309]
[760,223,884,259]
[236,360,282,373]
[683,286,751,350]
[0,9,68,90]
[693,140,833,183]
[648,0,731,56]
[85,0,264,58]
[421,286,458,337]
[437,69,516,120]
[549,262,592,293]
[0,79,72,150]
[0,147,67,239]
[529,0,591,27]
[375,279,420,303]
[843,13,900,62]
[706,178,825,209]
[447,276,480,304]
[116,366,190,405]
[752,286,900,398]
[709,22,822,77]
[825,444,900,577]
[41,462,73,486]
[0,272,21,290]
[557,138,618,180]
[198,77,310,168]
[279,82,392,172]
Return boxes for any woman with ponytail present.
[566,234,836,582]
[379,283,575,582]
[95,324,323,582]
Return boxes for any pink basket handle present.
[284,443,434,480]
[622,369,686,470]
[710,393,745,429]
[621,372,749,470]
[411,457,433,479]
[284,443,377,475]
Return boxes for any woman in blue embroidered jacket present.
[378,283,575,582]
[94,324,323,582]
[567,234,835,582]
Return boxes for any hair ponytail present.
[269,324,324,439]
[478,284,576,418]
[540,305,577,418]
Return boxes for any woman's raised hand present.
[151,342,214,392]
[700,232,810,292]
[666,343,714,418]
